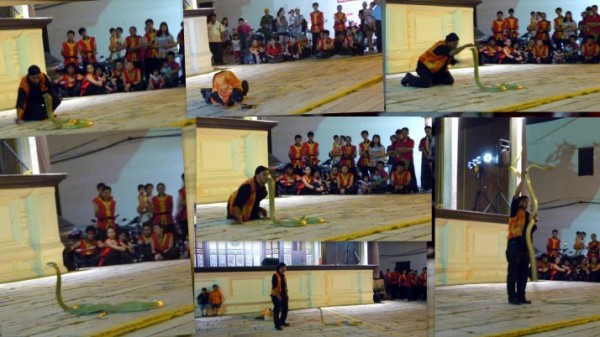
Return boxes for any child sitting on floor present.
[361,175,372,194]
[149,68,165,90]
[266,37,284,63]
[285,35,301,60]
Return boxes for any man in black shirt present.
[271,262,289,330]
[15,65,62,123]
[401,33,475,88]
[227,166,269,224]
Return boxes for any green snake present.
[318,308,363,326]
[470,48,525,92]
[266,176,325,227]
[47,262,164,315]
[41,93,94,130]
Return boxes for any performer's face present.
[256,170,269,185]
[425,128,432,136]
[107,228,116,239]
[86,231,95,241]
[101,189,112,200]
[520,197,529,209]
[28,74,41,85]
[142,226,152,237]
[448,40,459,49]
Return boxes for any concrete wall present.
[526,118,600,255]
[37,0,183,63]
[47,129,184,227]
[476,0,588,37]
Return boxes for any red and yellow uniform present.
[334,12,347,33]
[340,145,356,168]
[483,45,501,57]
[301,141,320,166]
[297,175,314,194]
[317,37,333,51]
[311,11,324,33]
[125,35,143,62]
[176,187,187,222]
[93,196,116,230]
[358,140,371,167]
[112,68,124,80]
[582,42,600,58]
[80,73,98,96]
[337,172,355,189]
[588,240,599,260]
[533,44,549,58]
[546,237,561,258]
[78,37,97,63]
[289,144,304,169]
[536,20,551,41]
[62,41,79,66]
[145,29,160,59]
[552,16,564,40]
[278,173,298,187]
[503,17,519,38]
[99,238,125,266]
[418,41,450,74]
[78,239,98,256]
[60,74,80,89]
[151,232,173,253]
[507,207,526,240]
[227,178,257,222]
[492,19,505,40]
[210,71,243,105]
[152,194,174,225]
[123,67,142,84]
[391,170,411,187]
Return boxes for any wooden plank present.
[187,55,384,117]
[196,194,432,241]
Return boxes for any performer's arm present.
[514,175,525,197]
[449,43,476,57]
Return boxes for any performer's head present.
[96,182,107,193]
[145,183,154,196]
[67,30,75,41]
[157,182,166,195]
[277,262,287,273]
[85,226,96,241]
[445,33,460,49]
[488,37,497,47]
[294,134,302,145]
[496,11,504,20]
[307,131,315,141]
[27,65,43,85]
[592,233,597,241]
[254,165,270,185]
[518,195,529,209]
[552,229,558,238]
[541,254,548,262]
[361,130,369,140]
[284,164,294,175]
[508,8,515,16]
[100,186,112,200]
[425,126,432,136]
[396,161,406,172]
[341,164,349,174]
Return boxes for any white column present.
[508,118,524,198]
[442,118,459,209]
[184,16,213,76]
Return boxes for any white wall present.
[270,116,428,183]
[47,129,184,227]
[212,0,367,32]
[37,0,183,63]
[526,118,600,254]
[477,0,588,37]
[379,242,427,274]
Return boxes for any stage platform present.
[196,193,432,241]
[0,260,194,337]
[186,54,383,117]
[435,281,600,337]
[385,64,600,113]
[0,88,187,138]
[197,299,426,337]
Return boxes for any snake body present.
[318,308,363,326]
[47,262,164,315]
[522,164,550,282]
[267,177,325,227]
[470,48,525,92]
[42,94,94,130]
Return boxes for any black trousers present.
[375,20,382,53]
[209,42,224,65]
[408,160,419,192]
[277,184,297,196]
[311,32,319,52]
[23,92,62,121]
[421,159,433,191]
[207,88,244,106]
[406,62,454,88]
[101,250,134,266]
[271,295,288,328]
[506,239,529,300]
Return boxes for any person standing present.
[418,126,433,192]
[271,262,289,331]
[260,8,275,43]
[506,175,533,305]
[207,13,225,66]
[93,185,116,241]
[373,0,382,53]
[310,3,324,52]
[151,183,175,232]
[546,229,561,261]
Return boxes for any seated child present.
[480,38,501,64]
[299,34,312,59]
[286,36,301,60]
[564,35,580,63]
[351,26,365,56]
[149,68,165,90]
[249,39,266,64]
[266,37,284,63]
[111,60,125,92]
[580,36,599,63]
[162,51,181,87]
[56,63,83,97]
[361,175,372,194]
[529,39,552,64]
[314,30,335,59]
[371,167,388,194]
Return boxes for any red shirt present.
[311,11,324,33]
[151,232,173,253]
[62,41,79,65]
[278,173,298,187]
[395,138,415,161]
[125,35,143,62]
[152,194,174,225]
[266,44,282,57]
[78,37,97,63]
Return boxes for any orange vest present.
[279,174,298,187]
[270,272,286,296]
[504,17,519,37]
[418,41,450,74]
[125,35,143,62]
[145,30,159,58]
[358,141,371,166]
[583,43,600,57]
[392,170,411,186]
[289,144,304,168]
[79,239,98,256]
[533,45,549,58]
[177,188,187,221]
[61,74,79,89]
[547,238,561,258]
[123,68,141,84]
[152,195,174,225]
[340,145,356,168]
[62,41,79,65]
[211,71,243,106]
[311,11,324,33]
[151,232,172,253]
[492,19,505,40]
[228,178,258,221]
[93,196,116,230]
[302,142,319,166]
[99,239,123,261]
[553,17,564,40]
[537,20,551,40]
[338,173,354,188]
[78,37,97,63]
[334,12,346,32]
[209,289,223,304]
[507,209,526,240]
[588,241,599,259]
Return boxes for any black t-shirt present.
[272,271,287,296]
[229,178,268,220]
[197,292,209,305]
[510,196,532,243]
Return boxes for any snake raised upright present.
[40,94,94,130]
[470,48,525,92]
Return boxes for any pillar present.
[440,118,459,209]
[184,10,213,76]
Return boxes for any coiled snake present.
[266,176,325,227]
[40,94,94,130]
[47,262,164,315]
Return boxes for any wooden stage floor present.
[197,299,427,337]
[0,88,187,138]
[186,54,384,117]
[435,281,600,337]
[385,64,600,113]
[0,260,194,337]
[196,193,432,242]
